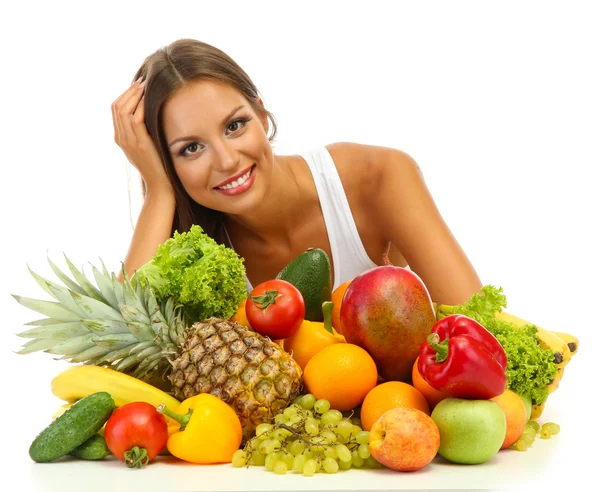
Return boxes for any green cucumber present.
[69,434,111,460]
[29,391,115,463]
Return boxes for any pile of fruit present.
[13,227,579,473]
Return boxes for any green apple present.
[431,398,506,464]
[517,393,532,421]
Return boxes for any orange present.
[411,358,446,410]
[331,280,352,335]
[491,389,527,449]
[303,343,378,411]
[230,298,252,329]
[360,381,430,431]
[283,320,345,370]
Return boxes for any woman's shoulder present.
[324,141,419,193]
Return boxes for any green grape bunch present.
[512,420,561,451]
[231,393,384,475]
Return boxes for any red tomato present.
[245,279,305,339]
[104,402,168,468]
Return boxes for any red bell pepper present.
[417,314,507,400]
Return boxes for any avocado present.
[276,248,332,321]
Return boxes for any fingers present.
[131,93,147,142]
[112,78,146,147]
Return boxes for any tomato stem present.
[124,445,149,468]
[156,404,193,431]
[250,289,280,310]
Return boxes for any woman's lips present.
[214,165,256,196]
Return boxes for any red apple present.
[369,407,440,471]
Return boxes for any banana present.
[552,331,579,356]
[530,400,546,421]
[546,366,564,395]
[494,311,572,369]
[51,365,181,412]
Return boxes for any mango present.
[340,265,436,382]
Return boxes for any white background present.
[0,1,598,490]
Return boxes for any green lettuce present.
[437,285,557,405]
[134,225,247,322]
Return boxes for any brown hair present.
[132,39,278,243]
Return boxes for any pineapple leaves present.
[92,261,119,308]
[14,255,184,374]
[17,322,91,340]
[29,270,90,319]
[17,338,63,354]
[45,333,97,356]
[70,345,113,363]
[91,333,139,349]
[70,290,123,322]
[12,295,82,322]
[63,254,107,303]
[47,255,88,296]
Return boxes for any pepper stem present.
[123,446,149,468]
[427,333,450,363]
[322,301,334,334]
[250,290,280,310]
[156,404,193,431]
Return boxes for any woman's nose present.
[211,139,239,172]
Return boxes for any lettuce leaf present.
[134,225,247,322]
[438,285,557,405]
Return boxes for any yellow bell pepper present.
[157,393,242,464]
[283,302,346,370]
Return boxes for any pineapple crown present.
[13,255,187,380]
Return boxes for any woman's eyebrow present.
[168,105,245,149]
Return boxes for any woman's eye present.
[181,143,201,156]
[227,118,250,134]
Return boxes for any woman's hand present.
[111,78,173,194]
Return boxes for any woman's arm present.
[370,147,482,305]
[119,191,176,281]
[112,78,176,281]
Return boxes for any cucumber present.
[29,391,115,463]
[69,434,111,460]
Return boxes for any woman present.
[113,38,481,305]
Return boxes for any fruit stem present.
[250,290,280,310]
[123,445,149,468]
[382,251,394,266]
[427,333,449,362]
[156,404,193,431]
[322,301,334,334]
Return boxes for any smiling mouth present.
[214,164,256,190]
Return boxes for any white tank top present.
[224,146,380,293]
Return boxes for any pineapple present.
[13,256,303,442]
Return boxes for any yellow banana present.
[546,366,564,395]
[536,327,572,369]
[51,365,181,412]
[530,400,546,420]
[552,331,579,356]
[494,311,572,369]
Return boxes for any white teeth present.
[219,168,252,190]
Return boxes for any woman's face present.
[162,79,273,215]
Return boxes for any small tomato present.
[104,402,168,468]
[245,279,305,339]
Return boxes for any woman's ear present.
[256,97,269,132]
